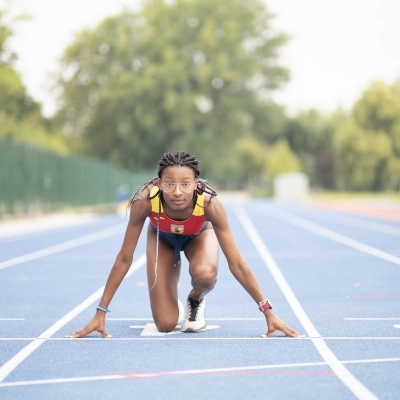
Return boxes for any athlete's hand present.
[263,312,303,338]
[66,314,112,338]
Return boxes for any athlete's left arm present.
[205,196,302,338]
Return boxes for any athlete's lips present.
[172,200,184,205]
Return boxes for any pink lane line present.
[114,369,334,380]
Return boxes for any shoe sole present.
[181,325,206,333]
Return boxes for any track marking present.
[0,254,146,383]
[0,357,399,388]
[0,319,25,321]
[234,205,378,400]
[345,318,400,320]
[0,375,124,387]
[394,325,400,329]
[257,206,400,266]
[108,318,264,321]
[0,223,126,271]
[131,323,220,336]
[300,208,400,236]
[0,214,98,239]
[1,336,400,341]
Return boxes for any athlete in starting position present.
[67,151,301,338]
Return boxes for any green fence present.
[0,138,154,218]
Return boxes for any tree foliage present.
[334,121,392,190]
[282,109,347,188]
[55,0,290,180]
[0,6,67,153]
[334,79,400,191]
[234,135,268,176]
[265,140,300,179]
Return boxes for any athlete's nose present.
[173,184,183,195]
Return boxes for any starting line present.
[0,357,399,388]
[1,336,400,341]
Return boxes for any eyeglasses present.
[161,182,195,193]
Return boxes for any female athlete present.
[67,151,301,338]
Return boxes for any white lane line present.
[234,206,378,400]
[345,318,400,320]
[2,336,400,341]
[0,375,124,387]
[0,224,126,271]
[108,318,264,321]
[301,209,400,236]
[1,357,399,388]
[0,319,25,321]
[342,357,400,364]
[0,254,146,383]
[0,214,99,239]
[258,206,400,266]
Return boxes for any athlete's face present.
[160,166,196,210]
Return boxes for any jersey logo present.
[171,224,184,234]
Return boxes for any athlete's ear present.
[196,179,204,194]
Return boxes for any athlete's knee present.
[154,317,177,333]
[152,306,179,332]
[191,263,218,289]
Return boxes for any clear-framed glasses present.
[161,182,195,193]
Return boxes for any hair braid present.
[158,151,200,178]
[127,177,160,208]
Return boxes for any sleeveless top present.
[149,186,206,235]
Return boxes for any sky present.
[6,0,400,117]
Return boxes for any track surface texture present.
[1,199,399,400]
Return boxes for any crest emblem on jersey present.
[171,224,184,234]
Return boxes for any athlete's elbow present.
[115,253,133,268]
[228,262,246,276]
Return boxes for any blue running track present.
[0,199,399,400]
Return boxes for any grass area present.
[249,188,273,198]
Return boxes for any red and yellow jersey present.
[149,186,205,235]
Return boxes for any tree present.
[333,120,392,191]
[55,0,290,180]
[0,7,16,65]
[283,108,347,188]
[265,140,301,179]
[0,6,67,152]
[353,81,400,133]
[334,79,400,191]
[0,7,38,119]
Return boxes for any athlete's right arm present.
[66,198,151,338]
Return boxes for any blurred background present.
[1,0,400,219]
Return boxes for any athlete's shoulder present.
[203,193,226,220]
[128,195,152,222]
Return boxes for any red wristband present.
[258,299,273,311]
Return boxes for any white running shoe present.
[181,294,206,333]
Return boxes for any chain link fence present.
[0,138,154,219]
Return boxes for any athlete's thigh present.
[146,224,181,321]
[184,226,220,272]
